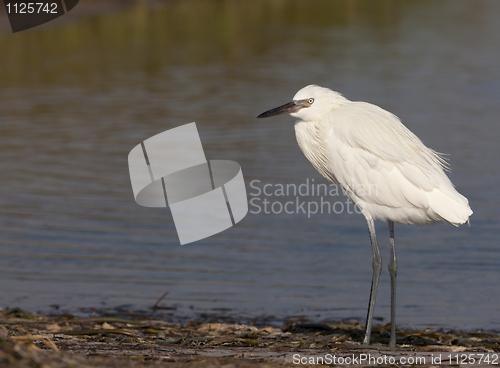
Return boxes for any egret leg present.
[388,220,398,348]
[362,217,382,345]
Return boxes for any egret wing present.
[327,102,471,225]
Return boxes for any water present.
[1,0,499,331]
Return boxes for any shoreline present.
[1,308,499,367]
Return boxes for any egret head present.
[258,85,347,122]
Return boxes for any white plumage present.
[258,84,472,348]
[292,85,472,226]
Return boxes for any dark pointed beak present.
[257,101,302,118]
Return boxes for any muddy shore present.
[1,308,499,367]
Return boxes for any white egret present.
[258,85,472,348]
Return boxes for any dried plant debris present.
[1,308,499,367]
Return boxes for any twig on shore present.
[150,291,169,311]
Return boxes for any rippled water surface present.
[1,0,499,330]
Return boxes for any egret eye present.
[307,98,314,105]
